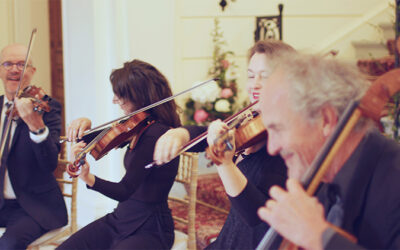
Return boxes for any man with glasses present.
[0,44,67,249]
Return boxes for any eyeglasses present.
[0,61,32,71]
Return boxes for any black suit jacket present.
[322,130,400,249]
[0,95,68,230]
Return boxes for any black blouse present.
[90,122,179,203]
[185,125,287,249]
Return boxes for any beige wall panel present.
[180,14,384,58]
[182,19,214,59]
[29,0,51,94]
[0,0,14,48]
[181,0,388,16]
[182,18,255,59]
[181,59,212,93]
[284,16,358,50]
[0,0,14,95]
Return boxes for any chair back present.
[56,157,78,234]
[169,152,199,250]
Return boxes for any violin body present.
[206,111,267,166]
[91,112,153,160]
[235,115,267,152]
[68,112,154,177]
[6,85,51,118]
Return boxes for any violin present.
[6,85,51,119]
[68,112,154,177]
[206,113,267,166]
[145,101,265,169]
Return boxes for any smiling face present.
[247,52,272,104]
[0,44,36,100]
[260,69,326,179]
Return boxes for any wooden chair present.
[27,157,78,249]
[169,152,199,250]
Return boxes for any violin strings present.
[76,127,111,161]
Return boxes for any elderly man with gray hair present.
[257,53,400,249]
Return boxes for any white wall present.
[62,0,176,227]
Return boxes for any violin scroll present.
[67,155,86,178]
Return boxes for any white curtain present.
[62,0,175,227]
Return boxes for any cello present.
[256,66,400,249]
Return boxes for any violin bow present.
[256,68,400,250]
[0,28,37,164]
[59,78,219,143]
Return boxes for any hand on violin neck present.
[66,157,95,187]
[206,120,230,145]
[68,141,95,186]
[153,127,190,165]
[70,141,87,161]
[78,162,95,187]
[14,96,45,131]
[67,117,92,142]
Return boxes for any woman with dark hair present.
[58,59,181,249]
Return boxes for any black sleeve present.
[229,156,287,226]
[30,98,61,172]
[88,124,170,202]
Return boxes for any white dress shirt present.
[0,97,49,199]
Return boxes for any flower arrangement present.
[184,18,239,125]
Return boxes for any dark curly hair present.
[110,59,181,128]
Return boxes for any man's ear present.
[321,105,338,137]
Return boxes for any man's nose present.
[10,64,21,72]
[267,136,281,156]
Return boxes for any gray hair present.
[277,53,372,129]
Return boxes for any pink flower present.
[221,59,230,69]
[194,109,209,123]
[220,88,233,98]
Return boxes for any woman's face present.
[247,52,271,104]
[112,94,136,115]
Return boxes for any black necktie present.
[0,103,12,208]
